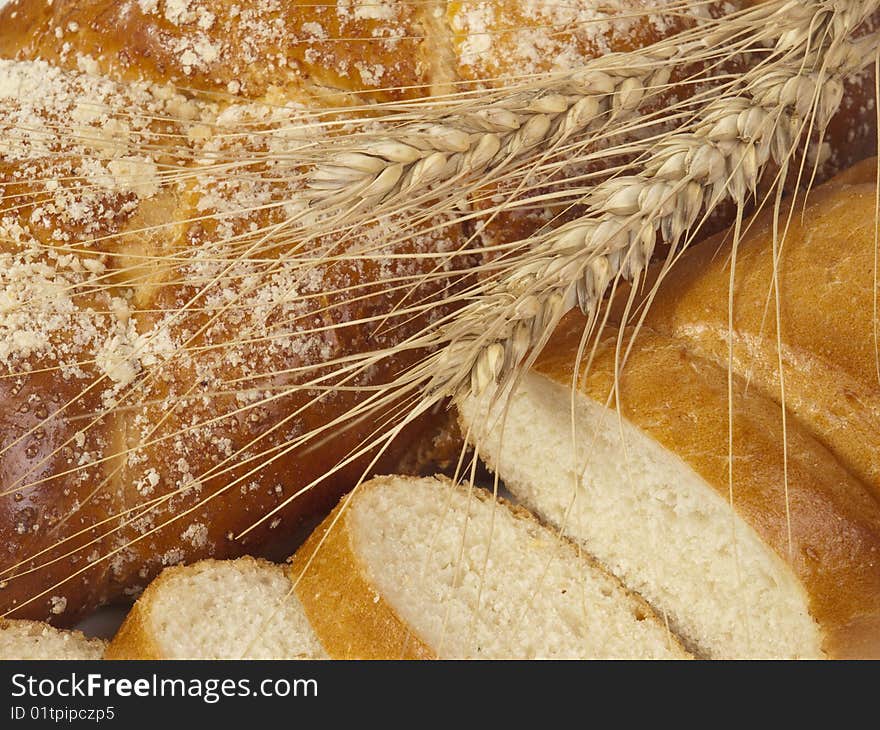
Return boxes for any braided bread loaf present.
[0,1,875,626]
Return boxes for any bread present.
[106,557,325,659]
[0,15,469,625]
[111,476,688,660]
[0,0,774,626]
[0,1,876,630]
[458,164,880,659]
[290,475,689,659]
[0,619,105,659]
[0,58,461,624]
[0,0,736,99]
[634,156,880,493]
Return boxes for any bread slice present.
[0,620,106,659]
[105,557,326,659]
[458,319,880,659]
[291,475,689,659]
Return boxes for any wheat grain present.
[425,0,880,399]
[304,1,796,211]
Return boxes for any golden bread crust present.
[0,60,468,623]
[1,0,717,99]
[632,159,880,494]
[0,0,437,100]
[103,601,164,660]
[447,0,699,85]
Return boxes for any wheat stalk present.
[421,0,880,399]
[305,54,676,208]
[303,1,796,212]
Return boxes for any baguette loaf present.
[106,557,325,659]
[458,164,880,659]
[0,619,105,659]
[290,475,689,659]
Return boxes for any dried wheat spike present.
[427,0,880,398]
[304,1,818,213]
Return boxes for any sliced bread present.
[290,475,689,659]
[0,619,106,659]
[458,320,880,659]
[105,557,326,659]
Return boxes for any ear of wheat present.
[251,0,880,528]
[280,0,880,404]
[424,0,880,400]
[304,0,786,212]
